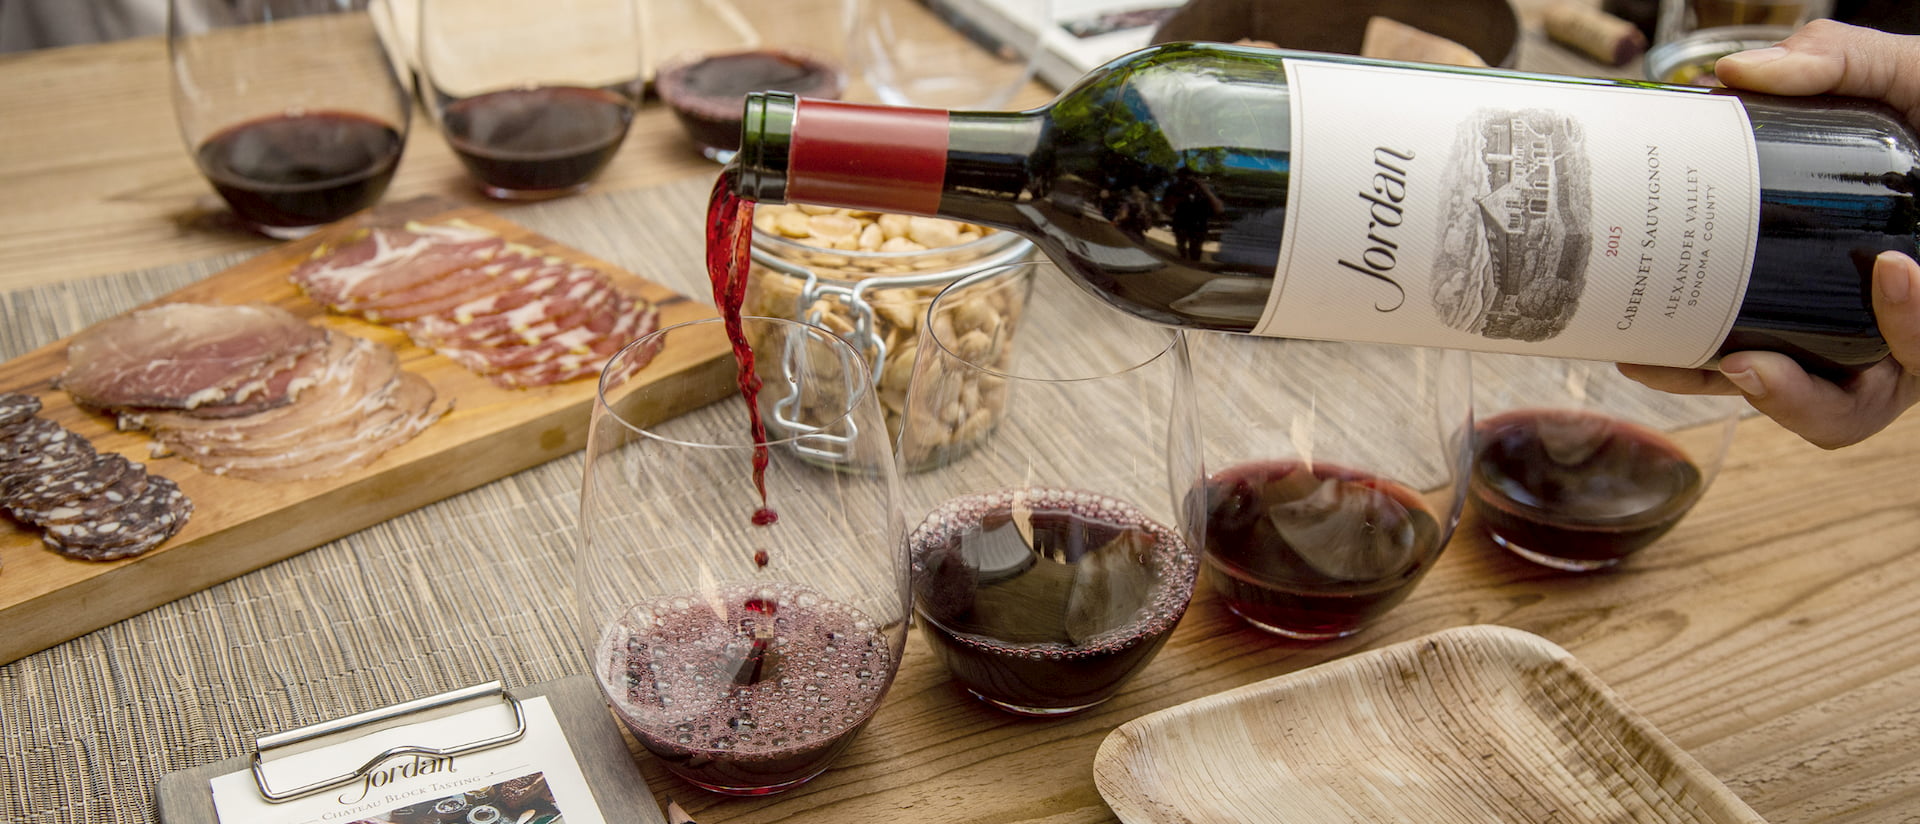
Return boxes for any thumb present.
[1714,20,1920,123]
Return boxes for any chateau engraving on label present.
[1432,108,1593,343]
[1261,59,1757,368]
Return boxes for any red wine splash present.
[707,167,778,528]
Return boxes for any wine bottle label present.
[1254,60,1759,368]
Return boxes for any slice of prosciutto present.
[58,303,327,412]
[291,221,504,313]
[290,218,664,389]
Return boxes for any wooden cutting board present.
[0,196,729,665]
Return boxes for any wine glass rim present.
[927,262,1184,383]
[595,314,881,449]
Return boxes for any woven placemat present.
[0,172,1748,824]
[0,177,715,824]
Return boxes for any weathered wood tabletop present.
[3,2,1917,823]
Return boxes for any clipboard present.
[154,675,668,824]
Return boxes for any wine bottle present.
[731,42,1920,376]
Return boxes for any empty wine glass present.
[418,0,643,199]
[169,0,411,238]
[1470,354,1740,571]
[845,0,1051,109]
[1181,334,1472,641]
[896,260,1201,716]
[579,317,908,795]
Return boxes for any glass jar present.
[745,206,1033,461]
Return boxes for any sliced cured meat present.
[200,372,444,481]
[359,245,558,323]
[23,466,151,527]
[487,300,661,389]
[441,291,637,373]
[173,347,408,459]
[0,398,192,562]
[2,417,63,465]
[5,453,136,521]
[0,429,97,496]
[0,392,40,427]
[58,303,327,411]
[288,217,659,390]
[398,262,585,345]
[425,262,580,325]
[410,266,618,352]
[114,336,342,430]
[137,333,375,452]
[291,222,505,311]
[42,475,191,562]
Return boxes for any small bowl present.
[1151,0,1521,67]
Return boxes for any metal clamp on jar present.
[745,206,1033,464]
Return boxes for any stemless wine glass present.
[1646,0,1831,83]
[1470,354,1741,571]
[844,0,1051,109]
[169,0,411,238]
[897,260,1201,717]
[1182,334,1472,641]
[580,317,908,796]
[418,0,644,199]
[651,0,848,163]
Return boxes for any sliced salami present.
[1,423,96,491]
[25,466,152,527]
[1,417,63,465]
[5,452,136,522]
[0,392,40,428]
[42,475,191,562]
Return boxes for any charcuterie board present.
[0,196,728,665]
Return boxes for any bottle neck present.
[738,92,1040,225]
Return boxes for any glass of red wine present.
[579,317,908,795]
[1470,354,1742,571]
[650,0,847,163]
[417,0,643,199]
[168,0,411,238]
[896,261,1201,717]
[1182,334,1473,641]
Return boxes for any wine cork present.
[1544,1,1649,66]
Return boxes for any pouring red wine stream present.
[706,167,776,527]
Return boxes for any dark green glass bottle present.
[735,42,1918,375]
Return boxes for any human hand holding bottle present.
[1619,20,1920,448]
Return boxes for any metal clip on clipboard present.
[249,681,527,803]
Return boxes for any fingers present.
[1616,362,1740,395]
[1716,350,1920,449]
[1714,20,1920,123]
[1873,250,1920,378]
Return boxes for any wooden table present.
[3,3,1918,824]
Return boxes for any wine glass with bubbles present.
[579,317,908,795]
[896,260,1201,717]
